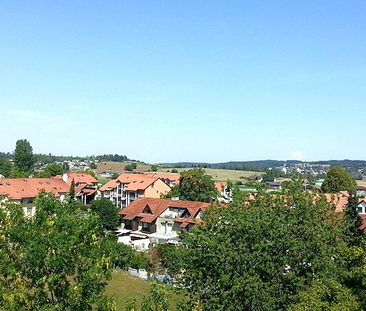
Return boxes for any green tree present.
[13,139,34,174]
[90,198,120,231]
[164,168,217,202]
[41,163,65,177]
[321,166,357,194]
[0,157,12,177]
[90,162,97,169]
[179,191,352,310]
[150,165,158,172]
[0,194,116,310]
[124,164,134,172]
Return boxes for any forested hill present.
[161,160,366,172]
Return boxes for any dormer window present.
[142,204,153,214]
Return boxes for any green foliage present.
[41,163,65,177]
[171,169,178,174]
[289,279,360,311]
[155,244,185,276]
[90,198,120,231]
[262,168,282,182]
[0,157,12,177]
[13,139,34,174]
[125,164,135,172]
[150,165,158,172]
[165,169,217,202]
[321,166,357,194]
[111,173,119,179]
[90,162,97,169]
[130,251,152,271]
[107,239,134,270]
[0,194,115,310]
[179,191,355,310]
[132,282,169,311]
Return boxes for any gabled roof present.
[117,173,163,191]
[0,178,69,200]
[99,179,118,192]
[67,173,97,185]
[119,198,209,224]
[144,172,180,183]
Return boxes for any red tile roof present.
[67,173,97,185]
[119,198,209,224]
[0,178,69,200]
[215,182,226,192]
[99,179,118,192]
[144,172,180,183]
[117,173,162,191]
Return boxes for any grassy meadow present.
[106,270,183,311]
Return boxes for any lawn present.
[106,270,183,310]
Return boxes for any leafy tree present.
[171,169,178,174]
[150,165,158,172]
[13,139,34,174]
[90,198,120,231]
[111,172,119,179]
[0,194,115,310]
[154,244,185,276]
[164,169,217,202]
[124,164,134,172]
[0,157,12,177]
[41,163,65,177]
[90,162,97,169]
[179,190,353,310]
[289,279,360,311]
[68,179,76,203]
[321,166,357,194]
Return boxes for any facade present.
[99,173,171,208]
[118,198,209,250]
[0,178,69,216]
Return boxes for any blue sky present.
[0,1,365,163]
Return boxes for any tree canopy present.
[0,194,115,310]
[173,187,365,310]
[13,139,34,175]
[0,157,12,177]
[321,166,356,194]
[164,168,217,202]
[90,198,120,231]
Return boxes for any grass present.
[160,167,262,182]
[106,270,183,311]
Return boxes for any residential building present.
[61,173,98,204]
[98,173,171,208]
[117,197,209,250]
[215,181,232,203]
[0,178,69,216]
[144,172,180,187]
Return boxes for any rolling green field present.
[160,167,263,182]
[96,161,262,183]
[106,270,183,310]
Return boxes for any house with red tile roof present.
[117,198,209,250]
[0,178,69,216]
[98,173,171,208]
[61,173,98,204]
[144,172,180,187]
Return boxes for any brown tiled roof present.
[67,173,97,185]
[215,182,226,192]
[144,172,180,182]
[99,179,118,192]
[0,178,69,200]
[117,173,162,191]
[119,198,209,224]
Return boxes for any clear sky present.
[0,1,365,163]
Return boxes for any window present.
[26,206,33,215]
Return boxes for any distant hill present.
[160,160,366,172]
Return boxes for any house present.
[356,185,366,197]
[144,172,180,187]
[61,173,98,204]
[99,173,171,208]
[118,198,209,250]
[215,181,232,203]
[0,178,69,216]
